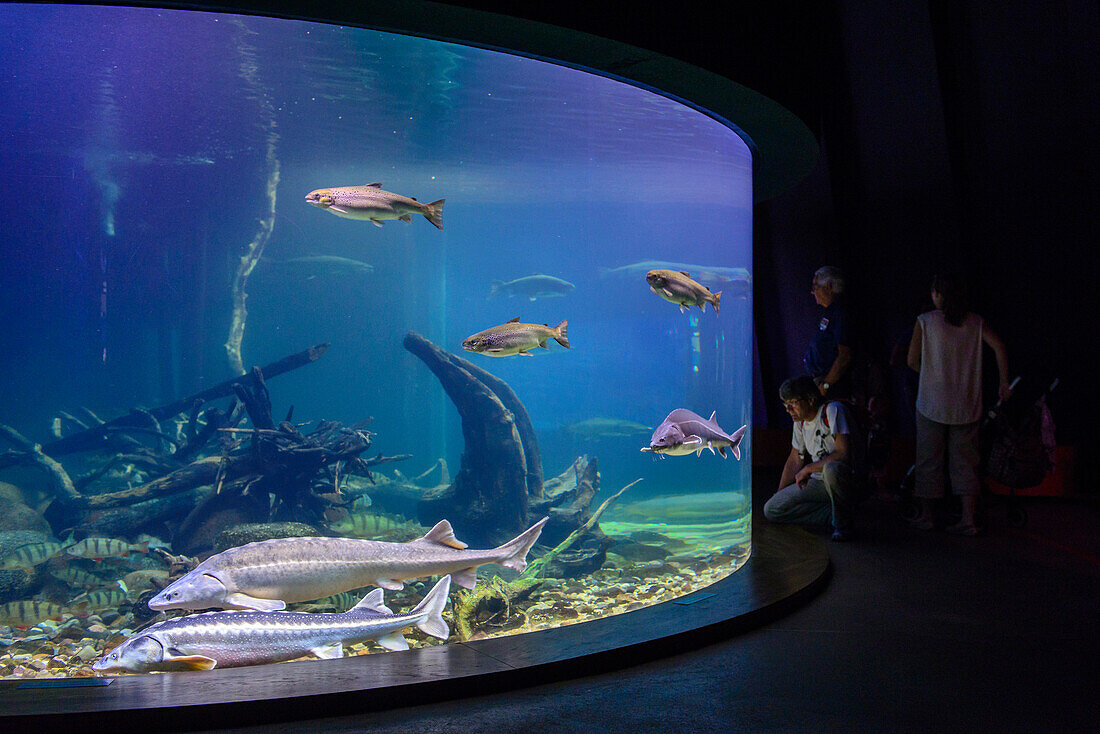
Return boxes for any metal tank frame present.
[0,1,826,726]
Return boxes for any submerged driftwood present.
[532,455,601,547]
[452,478,639,641]
[403,332,530,547]
[38,343,329,458]
[9,354,385,544]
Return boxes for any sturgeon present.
[93,575,451,673]
[641,409,747,459]
[148,517,548,612]
[305,183,444,229]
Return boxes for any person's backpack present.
[821,400,871,497]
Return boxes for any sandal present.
[908,517,934,531]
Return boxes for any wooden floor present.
[0,522,828,729]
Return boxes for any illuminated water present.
[0,4,752,677]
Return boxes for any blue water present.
[0,5,752,547]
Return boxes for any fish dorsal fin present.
[507,316,521,323]
[709,411,717,422]
[351,588,393,614]
[420,520,468,550]
[680,271,691,277]
[366,182,382,187]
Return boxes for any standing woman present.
[907,274,1011,535]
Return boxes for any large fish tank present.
[0,3,759,682]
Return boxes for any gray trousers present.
[914,412,980,498]
[764,460,855,533]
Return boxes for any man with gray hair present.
[804,265,853,399]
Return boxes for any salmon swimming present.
[147,517,548,612]
[646,269,721,313]
[462,317,569,357]
[93,576,451,673]
[304,183,444,229]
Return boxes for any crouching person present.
[765,376,862,542]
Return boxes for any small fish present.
[300,591,361,613]
[148,517,547,612]
[51,566,105,590]
[93,575,452,673]
[563,417,652,438]
[119,568,171,593]
[646,269,721,313]
[488,275,575,301]
[462,317,569,357]
[305,183,444,229]
[263,255,375,279]
[0,541,64,570]
[329,512,414,539]
[0,600,65,627]
[70,588,128,612]
[64,538,150,560]
[641,409,747,459]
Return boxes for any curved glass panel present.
[0,4,751,679]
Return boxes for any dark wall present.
[438,0,1097,451]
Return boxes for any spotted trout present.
[462,317,569,357]
[148,517,547,612]
[646,269,721,313]
[305,183,444,229]
[93,575,451,673]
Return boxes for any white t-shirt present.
[916,310,984,424]
[792,402,855,479]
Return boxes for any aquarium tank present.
[0,4,752,678]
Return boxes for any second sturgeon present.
[149,517,548,612]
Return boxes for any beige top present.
[916,310,984,424]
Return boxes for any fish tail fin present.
[553,320,570,349]
[712,291,721,313]
[494,516,549,573]
[412,575,451,640]
[424,199,445,230]
[488,280,504,299]
[729,424,747,460]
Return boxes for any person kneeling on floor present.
[765,375,863,542]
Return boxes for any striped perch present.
[64,537,150,560]
[0,542,64,571]
[52,566,106,590]
[70,588,128,612]
[0,600,66,627]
